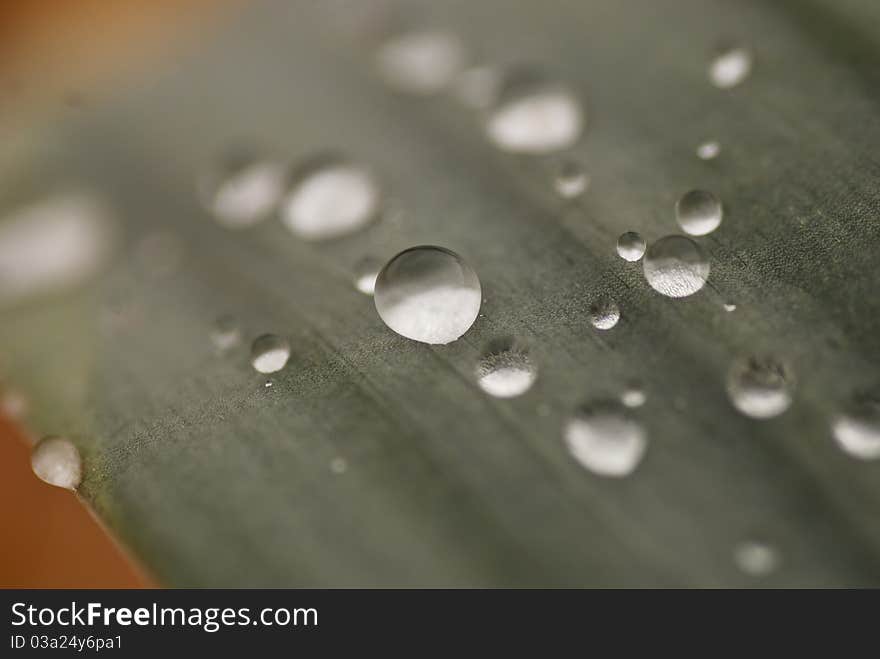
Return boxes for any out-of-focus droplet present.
[330,457,348,474]
[616,231,646,262]
[199,153,285,229]
[696,141,721,160]
[1,389,28,419]
[476,347,537,398]
[734,540,779,577]
[621,387,646,408]
[281,155,381,241]
[31,436,82,490]
[553,159,589,199]
[643,235,710,298]
[376,30,466,95]
[211,315,241,352]
[709,47,752,89]
[353,256,383,295]
[727,355,793,419]
[374,246,481,344]
[589,298,620,330]
[453,66,500,109]
[486,72,584,154]
[831,397,880,460]
[250,334,291,374]
[564,402,647,477]
[723,302,737,312]
[676,189,723,236]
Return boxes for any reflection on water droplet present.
[564,402,647,477]
[723,302,737,312]
[476,345,536,398]
[374,246,481,344]
[616,231,646,262]
[281,155,381,241]
[376,30,466,95]
[553,159,589,199]
[696,141,721,160]
[251,334,291,373]
[454,66,500,109]
[211,315,241,352]
[734,540,779,577]
[676,189,723,236]
[831,397,880,460]
[643,235,710,298]
[621,387,646,408]
[709,47,752,89]
[486,72,583,154]
[199,152,284,229]
[353,256,382,295]
[589,298,620,330]
[727,355,793,419]
[31,436,82,490]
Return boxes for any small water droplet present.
[476,345,537,398]
[676,189,723,236]
[727,355,794,419]
[353,256,382,295]
[486,72,584,154]
[734,540,779,577]
[564,402,647,477]
[589,298,620,330]
[709,47,752,89]
[31,436,82,490]
[281,155,381,241]
[553,159,589,199]
[330,457,348,474]
[723,302,737,312]
[250,334,291,374]
[616,231,646,262]
[453,66,500,109]
[643,235,710,298]
[374,246,481,344]
[831,397,880,460]
[376,30,466,95]
[620,387,646,408]
[199,152,284,229]
[211,315,241,351]
[264,380,274,388]
[696,140,721,160]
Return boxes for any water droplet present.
[264,380,274,388]
[734,540,779,577]
[199,152,284,229]
[476,346,537,398]
[1,389,28,419]
[376,30,466,95]
[643,235,710,298]
[31,436,82,490]
[211,315,241,351]
[616,231,646,262]
[330,457,348,474]
[696,140,721,160]
[564,403,647,477]
[723,302,737,312]
[374,246,481,344]
[250,334,291,374]
[727,355,794,419]
[453,66,500,109]
[589,298,620,330]
[831,397,880,460]
[353,256,382,295]
[486,72,584,154]
[281,155,381,241]
[553,159,589,199]
[620,387,646,408]
[676,189,723,236]
[709,47,752,89]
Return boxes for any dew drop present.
[727,355,793,419]
[374,246,481,344]
[676,189,723,236]
[486,72,584,154]
[453,66,500,109]
[281,155,381,241]
[250,334,291,374]
[563,403,647,477]
[696,140,721,160]
[376,30,466,95]
[589,298,620,330]
[353,256,382,296]
[476,347,537,398]
[831,397,880,460]
[643,235,710,298]
[211,315,241,352]
[31,436,82,490]
[620,387,646,408]
[709,47,752,89]
[199,153,284,229]
[553,159,589,199]
[734,540,779,577]
[616,231,646,262]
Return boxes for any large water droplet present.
[616,231,646,262]
[31,436,82,490]
[676,189,723,236]
[696,140,721,160]
[250,334,291,373]
[564,403,647,477]
[281,156,381,241]
[553,159,589,199]
[486,73,583,154]
[211,315,241,352]
[727,355,794,419]
[709,47,752,89]
[734,540,779,577]
[374,246,481,344]
[476,346,536,398]
[199,153,284,229]
[643,235,710,298]
[376,30,466,95]
[589,298,620,330]
[831,397,880,460]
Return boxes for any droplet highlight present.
[831,397,880,460]
[589,298,620,330]
[376,30,466,95]
[353,257,383,296]
[696,141,721,160]
[643,235,710,298]
[734,540,779,577]
[727,355,794,419]
[564,403,647,477]
[250,334,291,374]
[676,189,723,236]
[616,231,646,262]
[31,436,82,490]
[199,152,284,229]
[553,159,589,199]
[211,315,241,352]
[476,347,537,398]
[709,47,752,89]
